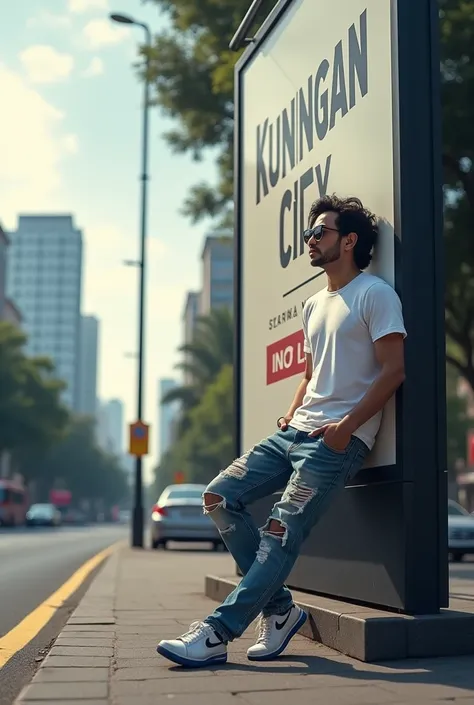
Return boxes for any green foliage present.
[19,416,129,506]
[162,305,233,415]
[153,306,235,495]
[446,364,471,478]
[0,321,127,507]
[0,322,69,454]
[143,0,274,222]
[440,0,474,390]
[154,364,234,493]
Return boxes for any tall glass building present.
[6,215,83,410]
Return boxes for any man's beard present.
[310,242,341,268]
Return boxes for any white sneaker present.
[247,605,307,661]
[157,621,227,668]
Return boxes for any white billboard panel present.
[238,0,398,468]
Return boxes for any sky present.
[0,0,218,481]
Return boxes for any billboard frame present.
[233,0,447,613]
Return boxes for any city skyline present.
[78,313,99,416]
[1,0,217,478]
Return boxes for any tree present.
[0,322,69,457]
[153,364,234,495]
[446,364,471,479]
[162,306,233,416]
[144,0,274,223]
[440,0,474,392]
[21,416,129,506]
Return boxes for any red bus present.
[0,479,28,526]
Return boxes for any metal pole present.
[132,25,151,549]
[229,0,265,51]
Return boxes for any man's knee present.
[266,519,285,538]
[203,491,225,513]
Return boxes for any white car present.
[448,499,474,562]
[26,503,62,527]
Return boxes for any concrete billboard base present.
[205,575,474,662]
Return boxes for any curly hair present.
[308,195,378,270]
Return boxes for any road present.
[0,524,127,705]
[0,524,127,638]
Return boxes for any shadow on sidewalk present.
[165,652,474,692]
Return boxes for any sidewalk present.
[15,545,474,705]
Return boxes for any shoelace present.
[256,616,273,644]
[180,621,212,645]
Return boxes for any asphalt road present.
[0,524,127,705]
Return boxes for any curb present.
[14,545,123,704]
[205,574,474,663]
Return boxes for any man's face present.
[306,211,342,269]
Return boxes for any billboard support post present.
[232,0,447,615]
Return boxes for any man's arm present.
[279,353,312,431]
[341,333,405,434]
[310,333,405,444]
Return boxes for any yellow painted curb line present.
[0,541,122,669]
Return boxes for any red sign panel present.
[468,430,474,466]
[50,489,72,506]
[266,329,306,385]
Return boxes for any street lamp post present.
[110,12,152,549]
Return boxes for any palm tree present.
[162,306,233,415]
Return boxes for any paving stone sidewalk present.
[14,545,474,705]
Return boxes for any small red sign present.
[467,430,474,466]
[266,329,306,385]
[50,489,72,506]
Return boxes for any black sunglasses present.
[303,224,339,244]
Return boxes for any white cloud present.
[83,19,130,48]
[27,12,72,29]
[62,134,79,154]
[0,63,78,229]
[20,45,74,84]
[82,57,104,77]
[68,0,109,12]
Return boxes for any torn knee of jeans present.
[202,492,226,515]
[259,518,289,548]
[220,451,251,480]
[220,523,236,534]
[281,477,317,514]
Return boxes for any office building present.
[183,291,200,345]
[158,378,179,462]
[97,399,124,456]
[200,233,233,316]
[78,315,99,417]
[0,225,8,318]
[182,291,200,385]
[0,224,21,480]
[0,224,21,327]
[6,215,83,410]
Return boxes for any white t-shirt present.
[290,272,407,450]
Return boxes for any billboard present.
[237,0,398,469]
[233,0,446,612]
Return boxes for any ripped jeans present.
[203,427,369,642]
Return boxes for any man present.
[157,195,406,668]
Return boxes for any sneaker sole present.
[247,609,308,661]
[157,644,227,668]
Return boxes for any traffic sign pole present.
[129,420,150,548]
